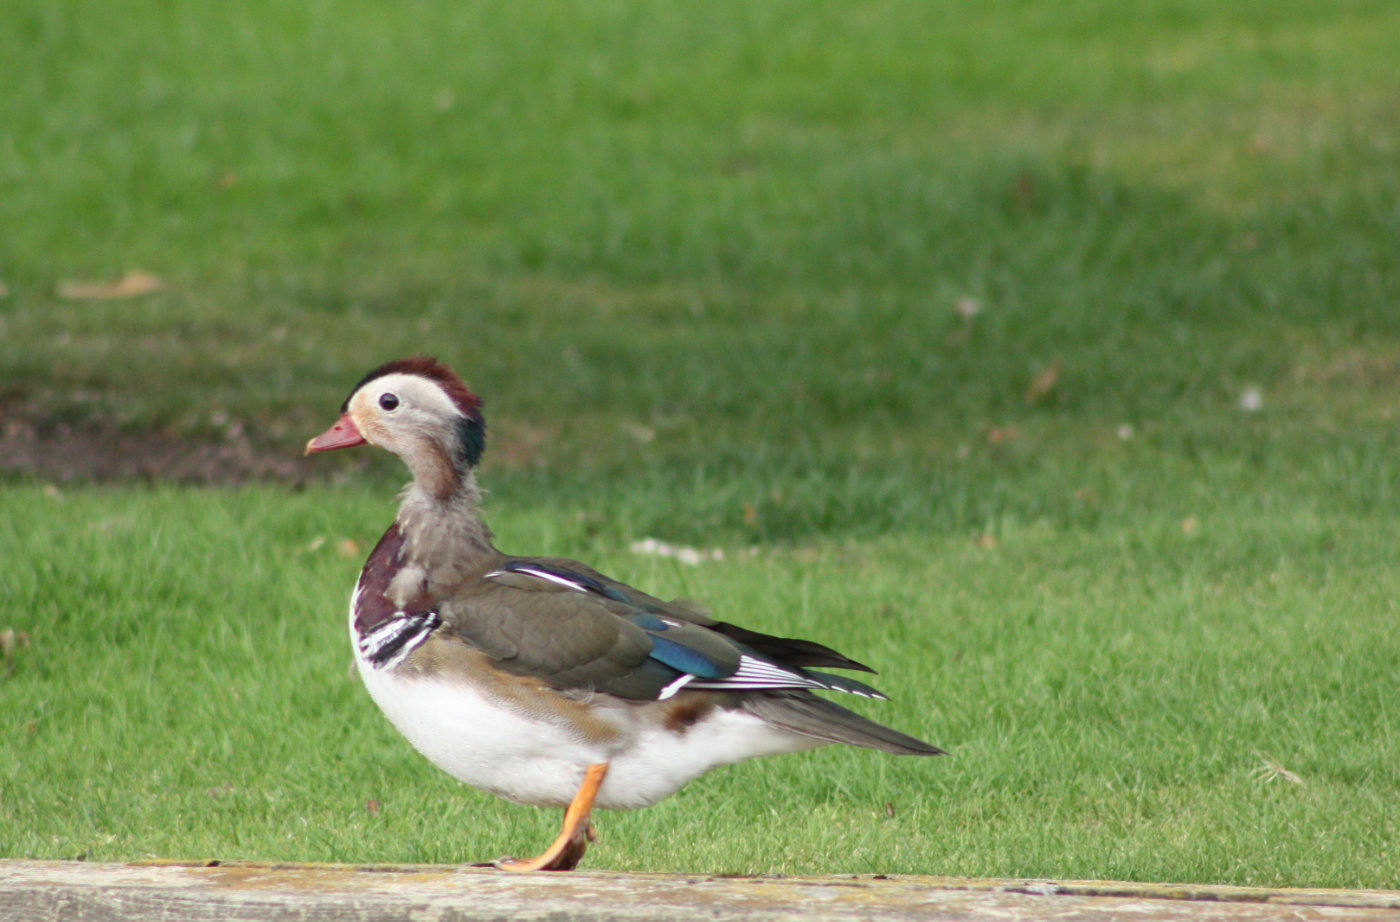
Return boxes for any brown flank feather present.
[662,695,717,734]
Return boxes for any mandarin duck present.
[306,357,941,871]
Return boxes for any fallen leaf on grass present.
[335,538,361,558]
[365,799,382,816]
[57,270,164,301]
[986,426,1019,446]
[1,628,31,672]
[954,297,982,321]
[946,297,985,345]
[1253,759,1304,787]
[1024,360,1061,405]
[630,538,723,565]
[619,421,656,444]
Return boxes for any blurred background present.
[3,0,1396,541]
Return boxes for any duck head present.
[306,357,485,499]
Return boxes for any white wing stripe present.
[657,673,695,700]
[729,655,810,683]
[678,654,882,697]
[357,613,440,671]
[485,566,589,593]
[362,617,410,647]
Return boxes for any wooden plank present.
[1,860,1397,922]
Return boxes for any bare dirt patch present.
[1,401,569,485]
[0,413,354,486]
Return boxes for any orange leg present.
[495,763,609,872]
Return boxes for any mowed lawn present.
[3,0,1400,888]
[4,477,1399,884]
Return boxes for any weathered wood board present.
[2,860,1397,922]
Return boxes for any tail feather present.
[744,691,944,756]
[711,621,877,673]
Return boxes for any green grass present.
[4,481,1399,885]
[3,0,1398,457]
[3,0,1400,888]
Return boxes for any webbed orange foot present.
[493,764,608,873]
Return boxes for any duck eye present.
[378,393,400,411]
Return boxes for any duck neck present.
[390,470,497,604]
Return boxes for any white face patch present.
[348,373,465,451]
